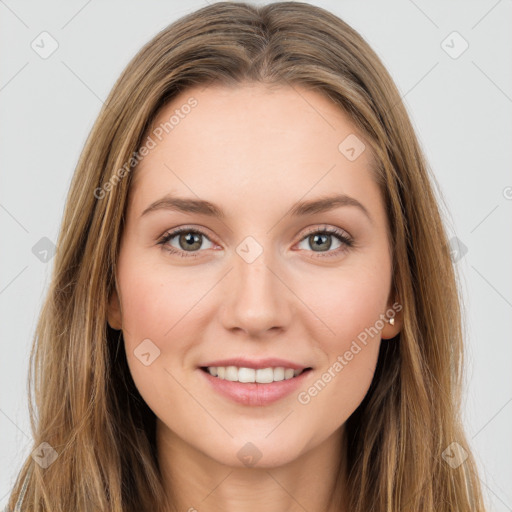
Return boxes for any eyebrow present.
[141,193,372,223]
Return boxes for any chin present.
[207,433,308,469]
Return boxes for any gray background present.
[1,0,511,509]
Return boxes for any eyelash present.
[157,225,354,259]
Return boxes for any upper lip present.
[199,357,312,371]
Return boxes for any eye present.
[296,225,353,258]
[157,225,354,259]
[157,227,215,258]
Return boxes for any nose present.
[219,247,292,338]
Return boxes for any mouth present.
[198,365,314,406]
[199,366,313,384]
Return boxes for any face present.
[108,82,401,469]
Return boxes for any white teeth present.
[238,367,255,383]
[256,368,274,383]
[285,368,295,379]
[206,366,306,383]
[225,366,238,381]
[273,367,284,381]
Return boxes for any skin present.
[107,82,402,512]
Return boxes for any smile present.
[199,366,313,406]
[201,366,312,384]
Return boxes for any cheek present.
[116,256,198,419]
[301,259,390,351]
[116,251,214,397]
[117,250,207,340]
[119,278,170,340]
[293,261,389,419]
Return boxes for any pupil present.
[181,232,200,250]
[311,233,331,252]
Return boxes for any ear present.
[381,295,403,340]
[107,286,123,330]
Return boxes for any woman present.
[5,1,487,511]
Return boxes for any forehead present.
[129,82,381,221]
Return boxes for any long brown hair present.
[7,2,487,510]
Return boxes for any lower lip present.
[198,368,312,406]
